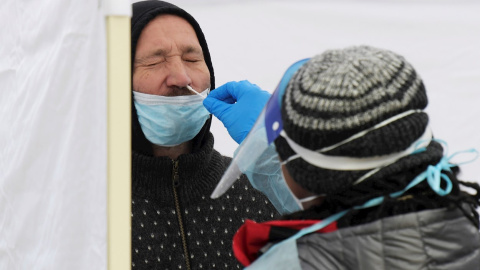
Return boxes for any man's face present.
[133,14,210,96]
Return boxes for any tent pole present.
[106,15,131,270]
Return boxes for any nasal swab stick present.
[186,85,206,98]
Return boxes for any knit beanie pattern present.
[275,45,434,195]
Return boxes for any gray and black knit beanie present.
[274,45,442,196]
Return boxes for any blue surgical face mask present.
[133,89,210,147]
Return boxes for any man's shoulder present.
[211,149,232,164]
[210,149,280,221]
[218,174,280,221]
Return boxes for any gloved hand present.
[203,80,271,144]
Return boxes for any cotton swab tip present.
[186,85,204,97]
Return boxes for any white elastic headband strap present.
[281,110,432,171]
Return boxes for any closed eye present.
[184,59,201,63]
[143,58,166,67]
[182,46,204,63]
[146,61,161,67]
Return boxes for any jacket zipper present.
[172,159,191,270]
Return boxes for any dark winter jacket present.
[132,133,279,270]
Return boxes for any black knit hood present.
[131,0,215,155]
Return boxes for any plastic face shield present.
[210,59,310,215]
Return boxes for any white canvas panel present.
[0,0,107,269]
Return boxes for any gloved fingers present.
[230,80,261,99]
[235,81,272,106]
[210,80,267,105]
[219,80,260,100]
[203,95,232,120]
[207,83,238,104]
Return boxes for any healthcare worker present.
[206,45,480,269]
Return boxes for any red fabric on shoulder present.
[232,219,337,266]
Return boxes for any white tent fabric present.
[172,0,480,185]
[0,0,108,269]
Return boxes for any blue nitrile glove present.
[203,80,271,144]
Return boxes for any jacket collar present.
[132,132,225,206]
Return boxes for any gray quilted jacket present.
[296,207,480,270]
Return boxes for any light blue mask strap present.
[420,139,478,196]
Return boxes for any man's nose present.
[165,58,192,88]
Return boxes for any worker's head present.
[274,45,434,204]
